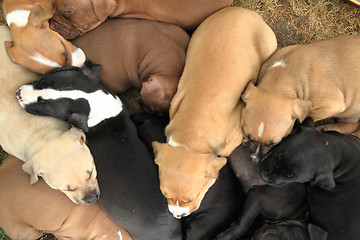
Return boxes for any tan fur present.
[152,7,277,218]
[0,26,99,205]
[2,0,85,74]
[241,35,360,156]
[0,155,132,240]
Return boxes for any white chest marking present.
[268,59,286,70]
[29,53,62,68]
[258,122,265,138]
[6,10,31,27]
[168,136,189,150]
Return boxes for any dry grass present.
[0,0,359,239]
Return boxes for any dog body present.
[17,64,246,240]
[2,0,85,73]
[259,118,360,240]
[0,155,132,240]
[152,7,277,219]
[241,35,360,160]
[0,26,99,205]
[50,0,232,39]
[71,18,189,113]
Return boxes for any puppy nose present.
[83,191,99,205]
[174,213,187,219]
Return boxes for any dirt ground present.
[0,0,359,239]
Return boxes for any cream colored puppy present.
[152,7,277,219]
[0,26,99,205]
[241,35,360,162]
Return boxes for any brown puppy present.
[152,7,277,219]
[0,155,132,240]
[2,0,86,74]
[241,35,360,162]
[72,18,189,113]
[50,0,232,39]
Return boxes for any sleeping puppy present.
[71,18,189,113]
[16,63,246,240]
[152,7,277,219]
[50,0,232,39]
[0,26,98,205]
[240,35,360,162]
[0,155,132,240]
[259,117,360,240]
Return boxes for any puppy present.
[50,0,232,39]
[71,19,189,113]
[0,155,132,240]
[17,64,245,240]
[152,7,277,219]
[0,26,99,205]
[259,117,360,240]
[2,0,85,73]
[241,35,360,161]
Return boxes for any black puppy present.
[259,117,360,240]
[17,62,245,240]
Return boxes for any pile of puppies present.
[0,0,360,239]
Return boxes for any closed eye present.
[64,185,78,192]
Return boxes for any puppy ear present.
[69,113,89,132]
[28,3,53,27]
[312,172,335,189]
[22,160,42,184]
[241,81,256,102]
[298,117,316,131]
[90,0,116,21]
[152,141,164,164]
[207,157,227,179]
[82,61,102,81]
[292,99,312,123]
[68,126,87,143]
[4,41,18,63]
[308,223,328,240]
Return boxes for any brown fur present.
[152,7,277,218]
[0,155,132,240]
[50,0,233,39]
[2,0,85,74]
[241,35,360,158]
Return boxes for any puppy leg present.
[214,188,262,240]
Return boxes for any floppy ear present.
[68,126,87,143]
[292,99,312,123]
[298,117,316,132]
[152,141,164,164]
[22,160,42,184]
[28,3,53,27]
[312,171,335,189]
[207,157,227,179]
[308,223,328,240]
[4,41,18,63]
[90,0,116,21]
[241,81,256,102]
[69,113,89,132]
[82,61,102,81]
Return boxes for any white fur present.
[268,59,285,70]
[118,231,123,240]
[29,53,62,68]
[18,85,123,128]
[168,201,190,219]
[71,48,86,67]
[6,10,30,27]
[168,136,189,149]
[258,122,265,138]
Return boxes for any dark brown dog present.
[71,18,189,113]
[50,0,232,39]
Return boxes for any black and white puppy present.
[259,117,360,240]
[16,62,245,240]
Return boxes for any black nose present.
[83,191,99,204]
[16,88,22,101]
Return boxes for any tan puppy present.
[2,0,85,74]
[50,0,233,39]
[152,7,277,219]
[0,26,99,205]
[0,155,132,240]
[241,35,360,162]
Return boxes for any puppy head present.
[22,126,100,205]
[5,4,85,74]
[241,82,312,162]
[140,75,179,113]
[259,118,335,189]
[153,142,226,219]
[50,0,116,39]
